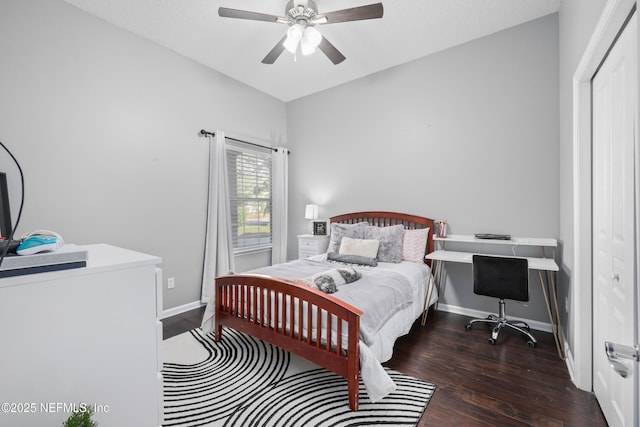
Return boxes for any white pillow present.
[339,237,380,259]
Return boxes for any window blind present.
[226,144,272,251]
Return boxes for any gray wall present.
[557,1,608,354]
[0,0,287,310]
[287,14,560,323]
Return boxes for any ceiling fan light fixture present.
[284,23,304,53]
[283,36,299,54]
[304,26,322,47]
[300,37,315,55]
[287,23,304,42]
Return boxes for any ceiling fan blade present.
[218,7,282,23]
[320,3,383,24]
[262,35,288,64]
[318,36,346,65]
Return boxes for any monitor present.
[0,172,12,239]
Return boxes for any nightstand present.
[297,234,329,259]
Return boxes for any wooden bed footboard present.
[215,274,364,411]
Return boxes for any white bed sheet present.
[367,262,436,362]
[307,254,437,363]
[308,255,439,401]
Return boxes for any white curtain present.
[271,147,289,264]
[200,131,235,333]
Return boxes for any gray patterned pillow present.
[327,222,369,253]
[311,267,362,294]
[327,252,378,266]
[365,224,404,263]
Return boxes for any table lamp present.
[304,204,318,221]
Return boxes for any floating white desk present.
[427,250,559,271]
[433,234,558,248]
[425,234,565,359]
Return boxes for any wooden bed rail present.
[215,274,364,411]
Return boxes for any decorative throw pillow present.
[365,224,404,263]
[297,267,363,294]
[327,222,369,253]
[339,237,380,259]
[326,252,378,267]
[402,227,430,263]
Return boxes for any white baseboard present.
[564,344,578,387]
[436,303,553,333]
[159,300,205,320]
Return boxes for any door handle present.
[605,341,639,378]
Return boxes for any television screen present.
[0,172,12,239]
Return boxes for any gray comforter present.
[244,258,414,346]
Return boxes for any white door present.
[592,12,638,427]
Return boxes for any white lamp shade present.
[304,27,322,47]
[287,24,304,42]
[300,27,322,56]
[284,24,304,53]
[304,204,318,220]
[283,36,299,54]
[300,37,316,55]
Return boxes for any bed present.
[204,211,436,411]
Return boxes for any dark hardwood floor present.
[162,307,606,426]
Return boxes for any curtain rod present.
[199,129,289,154]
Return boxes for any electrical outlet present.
[168,277,175,289]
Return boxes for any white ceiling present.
[63,0,560,102]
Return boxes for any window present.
[226,143,272,252]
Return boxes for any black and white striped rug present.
[162,328,435,427]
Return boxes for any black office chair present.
[465,255,537,347]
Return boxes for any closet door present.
[591,12,638,427]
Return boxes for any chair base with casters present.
[465,299,537,347]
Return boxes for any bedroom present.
[0,0,631,426]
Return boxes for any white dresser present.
[0,244,163,426]
[297,234,329,259]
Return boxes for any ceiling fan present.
[218,1,384,65]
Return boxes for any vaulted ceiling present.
[64,0,560,101]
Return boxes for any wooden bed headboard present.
[329,211,435,265]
